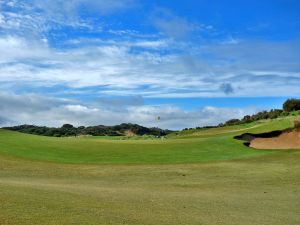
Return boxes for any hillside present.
[4,123,173,138]
[169,114,300,139]
[1,115,299,165]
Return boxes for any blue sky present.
[0,0,299,129]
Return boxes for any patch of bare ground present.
[124,130,136,137]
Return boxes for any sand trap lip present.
[234,128,300,150]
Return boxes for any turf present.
[0,116,299,224]
[0,128,271,165]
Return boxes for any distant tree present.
[4,123,172,137]
[283,99,300,112]
[242,115,252,123]
[268,109,283,119]
[61,124,74,129]
[225,119,240,126]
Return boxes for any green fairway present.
[0,115,299,165]
[0,127,271,165]
[0,116,299,224]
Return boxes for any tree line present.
[4,123,173,137]
[184,98,300,131]
[5,99,300,135]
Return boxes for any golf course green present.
[0,116,299,225]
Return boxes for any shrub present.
[283,99,300,112]
[62,124,74,129]
[225,119,240,126]
[294,120,300,129]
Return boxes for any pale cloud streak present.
[0,35,299,98]
[0,92,258,130]
[0,0,137,38]
[151,8,202,38]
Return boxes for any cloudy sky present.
[0,0,299,129]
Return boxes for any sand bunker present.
[250,130,300,149]
[235,129,300,150]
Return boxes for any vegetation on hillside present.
[4,123,173,137]
[183,99,300,131]
[283,98,300,112]
[4,99,300,137]
[221,99,300,126]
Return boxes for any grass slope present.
[0,116,299,224]
[0,115,299,165]
[0,128,269,165]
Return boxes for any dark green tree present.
[283,99,300,112]
[61,124,74,129]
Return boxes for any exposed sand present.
[250,130,300,149]
[124,130,136,137]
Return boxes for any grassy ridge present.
[0,130,267,165]
[1,115,298,164]
[170,115,299,138]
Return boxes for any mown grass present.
[2,115,298,165]
[170,115,300,138]
[0,150,299,225]
[0,129,271,165]
[0,116,299,224]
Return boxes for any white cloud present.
[0,35,299,98]
[131,40,169,48]
[30,0,136,29]
[0,0,137,38]
[0,0,298,129]
[151,8,201,38]
[65,105,99,113]
[0,0,299,99]
[0,13,4,25]
[0,92,258,130]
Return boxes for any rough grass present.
[0,116,299,224]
